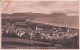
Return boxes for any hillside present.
[1,12,79,29]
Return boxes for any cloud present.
[2,1,79,16]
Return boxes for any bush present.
[60,35,79,49]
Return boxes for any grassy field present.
[2,37,55,49]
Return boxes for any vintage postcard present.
[0,0,79,50]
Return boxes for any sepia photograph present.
[1,0,79,49]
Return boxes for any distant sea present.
[32,17,79,29]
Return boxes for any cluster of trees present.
[56,35,79,49]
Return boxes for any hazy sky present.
[2,1,79,16]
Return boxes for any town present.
[2,19,79,42]
[1,13,79,49]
